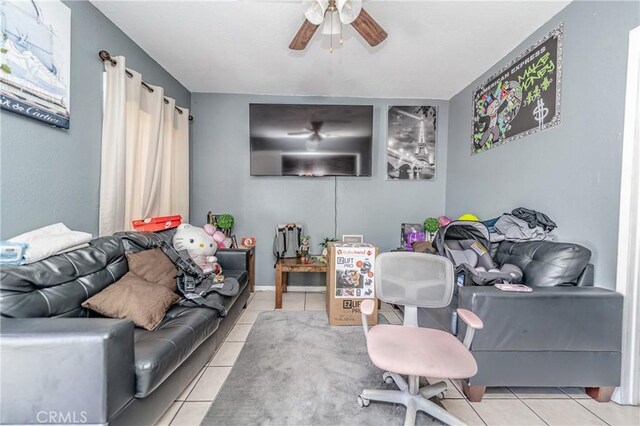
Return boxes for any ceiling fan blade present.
[350,8,387,47]
[288,131,312,136]
[310,121,324,133]
[289,19,320,50]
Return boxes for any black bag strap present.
[151,239,241,314]
[176,275,239,316]
[159,242,206,280]
[273,227,288,267]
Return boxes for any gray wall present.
[0,0,191,239]
[191,94,449,287]
[445,0,639,288]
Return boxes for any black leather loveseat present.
[418,239,623,402]
[0,230,250,425]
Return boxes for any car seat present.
[433,221,523,286]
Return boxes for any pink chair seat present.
[367,324,478,379]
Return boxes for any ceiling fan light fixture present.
[304,0,328,25]
[305,138,320,152]
[321,9,341,35]
[337,0,362,25]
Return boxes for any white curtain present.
[99,56,189,236]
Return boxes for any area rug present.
[201,311,442,425]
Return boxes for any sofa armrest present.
[577,264,595,287]
[457,286,623,352]
[0,318,134,425]
[216,248,250,271]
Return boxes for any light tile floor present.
[157,291,640,426]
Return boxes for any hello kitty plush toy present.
[173,224,225,276]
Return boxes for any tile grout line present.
[518,398,554,426]
[164,400,183,425]
[459,398,488,426]
[176,369,206,403]
[558,387,574,399]
[573,399,613,426]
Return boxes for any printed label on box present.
[333,244,375,299]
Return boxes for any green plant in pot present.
[217,214,235,237]
[423,217,440,241]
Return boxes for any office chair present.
[358,252,483,426]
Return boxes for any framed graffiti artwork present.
[471,24,563,155]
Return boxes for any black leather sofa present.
[0,230,251,425]
[418,240,623,402]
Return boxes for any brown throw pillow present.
[82,272,179,330]
[126,248,177,291]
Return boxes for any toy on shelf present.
[458,213,480,221]
[299,235,311,261]
[438,215,452,227]
[401,223,425,251]
[173,224,223,280]
[207,212,236,248]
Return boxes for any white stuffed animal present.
[173,224,224,275]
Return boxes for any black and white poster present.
[387,106,437,180]
[472,24,563,155]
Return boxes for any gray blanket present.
[494,214,556,242]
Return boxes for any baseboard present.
[254,285,326,293]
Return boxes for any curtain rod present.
[99,50,193,122]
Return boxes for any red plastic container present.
[132,215,182,232]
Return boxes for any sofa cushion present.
[132,269,248,397]
[82,272,179,331]
[126,248,177,290]
[495,241,591,287]
[133,305,221,397]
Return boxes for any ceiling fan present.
[288,121,333,140]
[289,0,388,52]
[288,121,337,151]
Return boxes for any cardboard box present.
[326,242,378,326]
[132,215,182,232]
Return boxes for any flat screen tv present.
[250,104,373,177]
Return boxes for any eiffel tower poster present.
[387,106,437,180]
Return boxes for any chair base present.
[359,373,466,426]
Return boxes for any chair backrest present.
[375,252,455,309]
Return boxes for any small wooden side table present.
[275,257,327,309]
[247,246,255,292]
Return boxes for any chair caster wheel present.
[383,372,394,384]
[357,395,370,407]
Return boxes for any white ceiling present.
[91,0,571,99]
